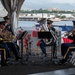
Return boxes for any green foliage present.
[20,9,74,14]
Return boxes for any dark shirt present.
[48,27,55,32]
[48,27,56,43]
[51,27,56,32]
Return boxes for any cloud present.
[50,0,75,4]
[21,0,75,10]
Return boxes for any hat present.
[73,20,75,24]
[72,20,75,28]
[3,16,9,20]
[47,19,53,24]
[0,18,5,25]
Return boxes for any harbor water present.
[18,20,73,27]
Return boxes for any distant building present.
[47,8,60,11]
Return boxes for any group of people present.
[38,19,75,65]
[1,16,75,66]
[0,16,21,66]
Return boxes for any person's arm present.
[0,28,4,37]
[0,29,2,35]
[68,30,75,40]
[68,35,73,40]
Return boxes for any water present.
[18,20,73,27]
[18,21,37,27]
[53,20,73,26]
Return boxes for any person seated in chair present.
[0,18,21,61]
[59,29,75,65]
[3,15,20,51]
[39,19,57,58]
[46,19,57,58]
[0,20,10,65]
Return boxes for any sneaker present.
[15,57,21,61]
[1,61,8,66]
[58,59,66,65]
[6,60,11,64]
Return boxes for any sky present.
[21,0,75,10]
[23,0,75,4]
[0,0,75,10]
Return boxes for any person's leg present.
[52,42,56,58]
[61,43,71,56]
[6,42,21,60]
[40,40,46,56]
[59,43,75,65]
[15,44,19,52]
[2,43,10,59]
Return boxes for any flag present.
[35,24,40,27]
[36,40,40,46]
[59,26,73,31]
[62,37,73,43]
[32,31,38,37]
[35,24,40,31]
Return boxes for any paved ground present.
[0,55,75,75]
[29,68,75,75]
